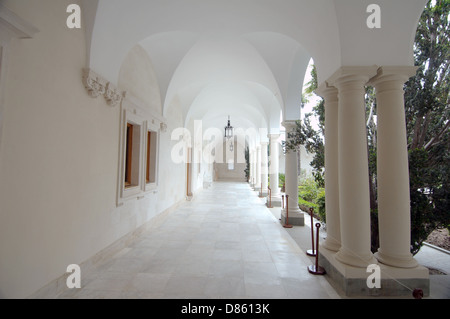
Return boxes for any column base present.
[375,249,419,269]
[259,188,269,198]
[266,194,282,207]
[335,246,377,268]
[320,247,430,297]
[280,209,304,226]
[322,238,341,252]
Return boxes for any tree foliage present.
[405,0,450,254]
[283,64,326,188]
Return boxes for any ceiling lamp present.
[225,116,234,152]
[224,116,233,139]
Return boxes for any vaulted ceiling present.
[81,0,427,137]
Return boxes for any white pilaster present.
[316,83,341,252]
[329,67,378,267]
[369,66,419,268]
[249,149,255,186]
[261,141,269,194]
[256,145,261,188]
[268,134,281,197]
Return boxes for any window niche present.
[146,130,158,186]
[117,94,164,206]
[125,122,141,188]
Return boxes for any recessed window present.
[125,122,141,188]
[146,130,157,184]
[228,160,234,171]
[116,96,163,206]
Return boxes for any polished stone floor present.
[57,182,340,299]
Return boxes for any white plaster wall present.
[214,140,246,182]
[118,44,162,115]
[0,0,184,298]
[215,163,246,182]
[156,100,185,211]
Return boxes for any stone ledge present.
[280,210,305,226]
[319,247,430,297]
[266,198,282,207]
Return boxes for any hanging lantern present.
[224,116,234,139]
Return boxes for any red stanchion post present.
[308,223,326,275]
[281,195,284,209]
[307,207,316,256]
[283,195,293,229]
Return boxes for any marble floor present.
[57,182,340,299]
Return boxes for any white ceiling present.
[82,0,427,139]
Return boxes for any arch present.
[185,81,270,131]
[85,0,427,88]
[163,33,282,124]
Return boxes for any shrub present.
[317,189,326,223]
[278,173,285,188]
[298,196,318,213]
[297,177,325,222]
[298,177,320,202]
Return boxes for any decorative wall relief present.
[82,68,106,98]
[105,82,123,106]
[160,122,167,133]
[82,68,123,106]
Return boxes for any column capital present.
[328,66,379,88]
[315,82,338,102]
[281,120,298,131]
[268,133,280,140]
[368,66,418,88]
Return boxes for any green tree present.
[283,65,325,188]
[405,0,450,255]
[244,147,250,181]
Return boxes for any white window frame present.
[116,94,164,206]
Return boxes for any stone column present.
[316,83,341,252]
[256,146,261,190]
[250,149,256,187]
[261,141,269,195]
[369,66,418,268]
[281,121,304,226]
[268,134,281,197]
[248,149,253,184]
[329,67,378,267]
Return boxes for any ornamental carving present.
[82,68,123,106]
[82,69,106,98]
[105,83,123,106]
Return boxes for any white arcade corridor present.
[56,182,339,299]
